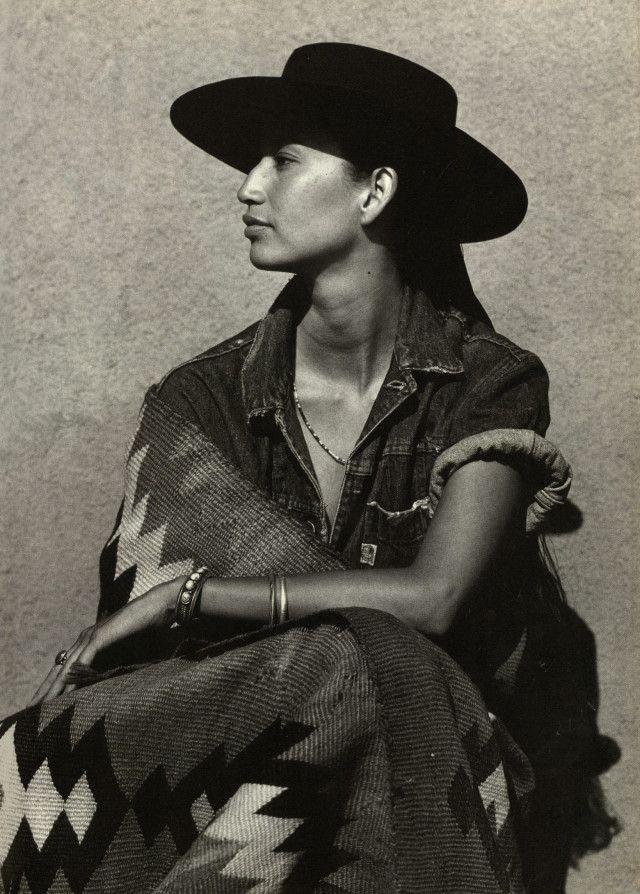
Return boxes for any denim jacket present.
[156,275,554,570]
[100,277,608,893]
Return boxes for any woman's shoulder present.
[153,319,261,428]
[439,306,549,385]
[157,320,261,390]
[435,306,551,436]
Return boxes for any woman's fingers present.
[43,628,98,702]
[27,663,66,708]
[26,579,183,708]
[27,632,86,705]
[27,618,117,707]
[28,627,93,706]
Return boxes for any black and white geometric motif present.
[448,718,519,893]
[0,702,358,893]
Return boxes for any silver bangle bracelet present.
[269,572,278,626]
[278,575,289,623]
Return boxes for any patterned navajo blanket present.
[0,389,535,893]
[99,387,348,619]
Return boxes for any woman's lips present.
[244,223,271,236]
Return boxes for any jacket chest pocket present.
[358,440,442,568]
[360,497,432,567]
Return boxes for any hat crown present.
[282,43,458,126]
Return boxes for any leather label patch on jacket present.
[360,543,377,566]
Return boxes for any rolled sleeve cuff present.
[427,428,572,534]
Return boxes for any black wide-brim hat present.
[170,43,528,243]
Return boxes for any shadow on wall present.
[441,494,622,893]
[543,498,584,536]
[520,602,622,893]
[522,498,622,892]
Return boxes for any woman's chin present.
[248,247,294,273]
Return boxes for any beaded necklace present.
[292,382,347,466]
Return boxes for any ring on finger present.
[54,649,69,666]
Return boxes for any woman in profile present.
[3,43,616,894]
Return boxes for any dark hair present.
[308,105,622,885]
[337,125,452,259]
[305,107,492,323]
[347,159,454,285]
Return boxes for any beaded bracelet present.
[175,566,209,627]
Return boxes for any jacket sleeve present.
[450,349,551,440]
[427,428,572,533]
[431,350,571,532]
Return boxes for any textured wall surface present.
[1,1,638,890]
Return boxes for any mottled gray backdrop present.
[1,1,638,890]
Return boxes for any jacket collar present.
[241,275,463,423]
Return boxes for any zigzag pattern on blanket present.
[99,388,345,616]
[0,387,531,891]
[97,388,529,694]
[0,619,380,893]
[0,611,524,893]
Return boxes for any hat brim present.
[170,77,527,243]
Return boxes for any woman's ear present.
[360,166,399,225]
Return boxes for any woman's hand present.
[27,577,185,707]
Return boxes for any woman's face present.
[236,126,367,276]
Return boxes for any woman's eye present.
[274,154,294,167]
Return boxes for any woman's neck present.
[296,258,405,395]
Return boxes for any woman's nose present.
[237,158,268,205]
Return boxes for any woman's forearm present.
[197,460,527,637]
[199,566,452,636]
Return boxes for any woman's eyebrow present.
[259,140,303,155]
